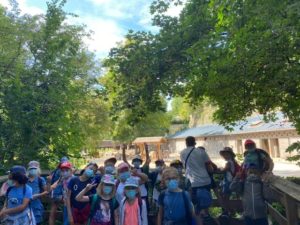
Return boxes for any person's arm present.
[66,190,74,225]
[75,183,96,202]
[114,208,119,225]
[33,178,49,200]
[1,198,30,216]
[157,206,163,225]
[144,143,151,166]
[132,169,148,184]
[122,144,130,166]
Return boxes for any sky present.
[0,0,184,59]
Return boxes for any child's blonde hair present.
[162,167,179,181]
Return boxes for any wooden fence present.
[0,174,299,225]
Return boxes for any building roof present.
[98,140,121,148]
[169,112,295,139]
[133,136,168,144]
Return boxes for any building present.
[168,112,300,159]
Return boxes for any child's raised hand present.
[85,182,97,191]
[131,169,138,176]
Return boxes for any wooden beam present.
[267,203,288,225]
[284,194,298,225]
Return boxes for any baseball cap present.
[9,166,26,175]
[132,155,143,162]
[60,162,72,169]
[117,162,129,171]
[104,157,117,165]
[244,139,255,146]
[101,174,116,185]
[28,161,40,170]
[124,176,139,188]
[219,147,236,157]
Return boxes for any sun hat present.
[124,176,139,188]
[101,174,116,185]
[219,147,236,157]
[104,157,117,165]
[28,161,40,170]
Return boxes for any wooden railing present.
[0,174,299,224]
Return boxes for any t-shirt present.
[7,185,33,210]
[158,191,192,222]
[27,177,46,195]
[124,198,139,225]
[67,176,95,209]
[116,182,125,204]
[88,195,119,225]
[180,147,211,187]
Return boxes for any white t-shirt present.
[180,146,211,187]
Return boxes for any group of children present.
[0,140,273,225]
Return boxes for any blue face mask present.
[125,190,137,199]
[85,169,94,178]
[7,179,14,187]
[103,185,113,195]
[156,166,162,172]
[62,170,70,178]
[133,161,141,169]
[119,171,130,181]
[28,169,38,177]
[105,166,115,175]
[167,179,179,191]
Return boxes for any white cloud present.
[0,0,44,15]
[67,16,125,57]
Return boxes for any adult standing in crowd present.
[180,136,213,223]
[243,139,274,180]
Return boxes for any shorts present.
[191,186,212,213]
[72,204,91,224]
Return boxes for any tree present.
[0,0,105,170]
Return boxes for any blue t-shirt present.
[67,176,95,209]
[158,191,192,222]
[7,185,33,210]
[27,177,46,195]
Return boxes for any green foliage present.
[0,1,105,170]
[286,142,300,166]
[105,0,300,158]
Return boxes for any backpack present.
[159,190,192,224]
[37,177,44,193]
[244,149,270,172]
[88,194,117,225]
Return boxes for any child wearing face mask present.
[27,161,48,225]
[149,159,165,209]
[103,158,117,176]
[76,174,119,225]
[115,163,148,204]
[0,166,35,225]
[170,160,191,192]
[119,176,148,225]
[157,167,197,225]
[67,162,98,225]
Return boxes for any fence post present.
[284,193,298,225]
